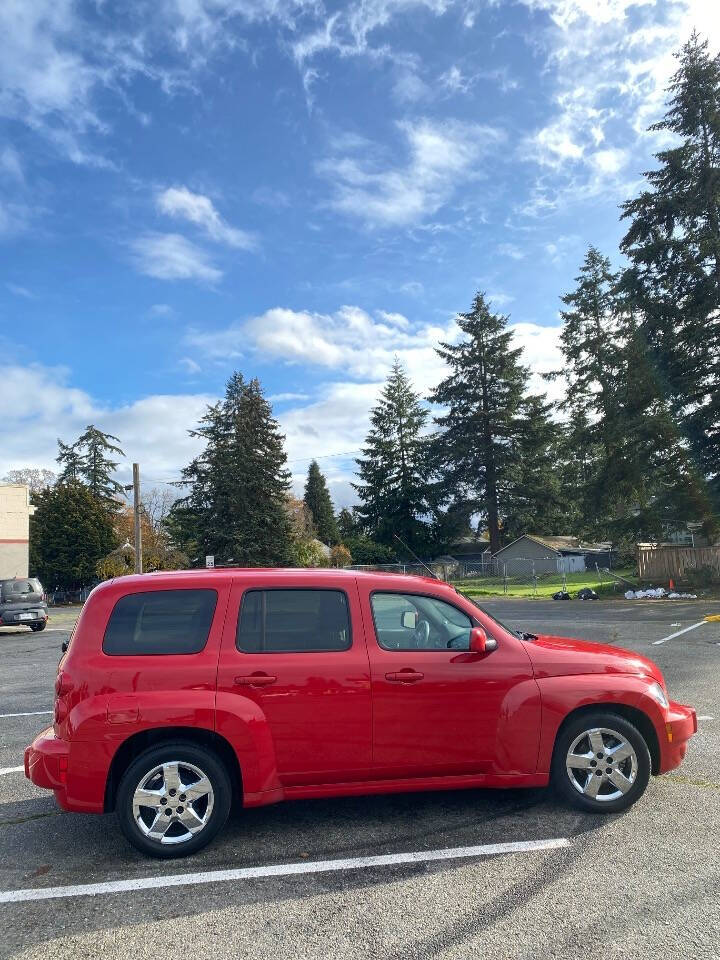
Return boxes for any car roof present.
[103,567,451,593]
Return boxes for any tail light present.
[54,671,73,728]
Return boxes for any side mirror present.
[469,626,497,653]
[401,611,418,629]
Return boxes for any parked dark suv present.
[0,578,48,631]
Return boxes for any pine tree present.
[549,246,625,531]
[57,426,125,508]
[502,395,565,542]
[353,359,432,553]
[170,373,294,566]
[30,482,118,589]
[304,461,339,545]
[337,507,358,540]
[430,294,527,554]
[620,32,720,509]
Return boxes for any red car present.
[26,569,696,858]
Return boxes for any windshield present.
[454,589,526,637]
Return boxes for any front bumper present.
[24,727,70,806]
[658,700,697,774]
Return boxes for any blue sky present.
[1,0,717,506]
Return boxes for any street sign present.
[205,555,215,568]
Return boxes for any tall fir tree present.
[303,461,339,544]
[353,359,432,554]
[30,481,118,589]
[620,32,720,513]
[430,294,527,554]
[170,373,294,566]
[57,426,125,509]
[502,394,565,543]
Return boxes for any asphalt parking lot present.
[1,600,719,960]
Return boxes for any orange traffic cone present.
[669,579,675,590]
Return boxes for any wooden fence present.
[637,544,720,581]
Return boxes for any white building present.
[0,485,35,579]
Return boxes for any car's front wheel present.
[552,712,651,813]
[116,741,232,858]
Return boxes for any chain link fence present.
[350,559,635,598]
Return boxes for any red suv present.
[26,569,696,858]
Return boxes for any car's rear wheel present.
[552,712,651,813]
[30,621,46,632]
[116,741,232,858]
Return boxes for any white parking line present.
[652,621,706,645]
[0,766,24,776]
[0,837,570,904]
[0,711,52,719]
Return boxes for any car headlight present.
[647,681,669,709]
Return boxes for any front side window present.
[103,589,218,656]
[371,593,473,651]
[237,589,351,653]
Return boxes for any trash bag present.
[552,590,570,600]
[577,587,599,600]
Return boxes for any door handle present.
[385,671,424,683]
[233,674,277,687]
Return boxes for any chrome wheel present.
[132,761,214,845]
[565,727,638,802]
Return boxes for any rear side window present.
[103,589,217,656]
[237,589,351,653]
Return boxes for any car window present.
[371,592,473,651]
[103,589,217,656]
[1,579,42,599]
[236,589,351,653]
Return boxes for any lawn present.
[452,568,638,599]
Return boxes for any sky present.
[1,0,718,508]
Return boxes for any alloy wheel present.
[132,760,215,845]
[565,727,638,802]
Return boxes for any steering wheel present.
[412,619,431,648]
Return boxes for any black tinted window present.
[237,589,351,653]
[103,589,217,656]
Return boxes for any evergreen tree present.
[430,294,527,553]
[30,481,118,589]
[620,32,720,509]
[56,440,84,484]
[353,359,432,553]
[57,426,125,508]
[303,461,339,544]
[337,507,358,540]
[502,394,565,542]
[170,373,294,566]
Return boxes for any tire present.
[116,741,232,859]
[30,621,47,632]
[552,712,651,814]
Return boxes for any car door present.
[360,587,538,777]
[216,577,372,786]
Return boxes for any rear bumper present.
[25,728,69,803]
[658,700,697,774]
[1,606,47,625]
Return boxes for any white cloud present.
[519,0,720,208]
[156,186,256,250]
[319,118,504,227]
[0,363,213,491]
[131,232,222,282]
[5,283,36,299]
[497,242,525,260]
[0,147,24,183]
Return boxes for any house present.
[0,484,35,579]
[446,535,492,566]
[493,534,614,575]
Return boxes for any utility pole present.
[133,462,142,574]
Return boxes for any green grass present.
[452,568,638,599]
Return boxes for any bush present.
[680,564,718,589]
[330,544,352,567]
[342,536,396,564]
